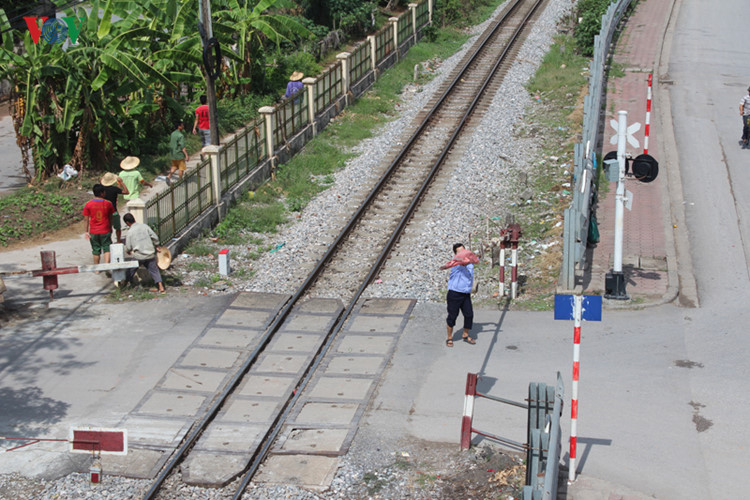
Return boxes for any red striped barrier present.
[644,73,652,154]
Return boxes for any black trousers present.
[742,115,750,143]
[446,289,473,330]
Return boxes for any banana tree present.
[214,0,311,96]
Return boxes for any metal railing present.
[145,159,213,244]
[349,40,371,85]
[559,0,635,290]
[313,62,343,115]
[523,372,564,500]
[219,118,266,193]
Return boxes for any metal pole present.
[568,294,582,483]
[644,74,652,154]
[510,244,518,299]
[614,110,627,275]
[498,245,505,297]
[199,0,220,146]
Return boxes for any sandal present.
[462,334,476,345]
[446,339,454,347]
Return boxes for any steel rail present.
[143,1,544,497]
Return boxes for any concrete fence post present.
[258,106,276,176]
[203,144,222,212]
[409,3,418,39]
[302,77,317,136]
[390,17,399,59]
[337,52,351,106]
[126,198,145,224]
[428,0,433,24]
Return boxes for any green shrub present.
[575,0,615,56]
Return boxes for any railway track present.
[142,0,547,497]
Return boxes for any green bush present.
[575,0,615,56]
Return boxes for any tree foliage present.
[0,0,309,181]
[575,0,615,56]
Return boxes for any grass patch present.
[109,286,158,302]
[187,261,211,272]
[183,241,217,257]
[0,184,90,246]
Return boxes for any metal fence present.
[349,41,371,85]
[397,10,413,44]
[375,25,394,62]
[313,62,343,115]
[138,0,433,246]
[523,373,564,500]
[559,0,635,290]
[219,118,266,193]
[145,159,214,244]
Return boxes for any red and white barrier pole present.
[644,73,652,154]
[510,243,518,299]
[498,245,506,297]
[568,295,583,482]
[460,373,478,450]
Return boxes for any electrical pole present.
[199,0,220,146]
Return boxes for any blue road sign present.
[553,294,602,321]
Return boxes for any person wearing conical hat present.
[119,156,153,201]
[100,172,129,244]
[285,71,304,99]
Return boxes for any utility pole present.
[199,0,220,146]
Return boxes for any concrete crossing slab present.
[294,402,359,425]
[267,332,325,352]
[336,335,395,354]
[347,314,405,333]
[136,391,207,417]
[198,327,262,349]
[283,313,338,332]
[220,398,281,423]
[159,368,229,393]
[325,355,385,375]
[179,347,241,369]
[119,416,193,447]
[358,298,413,314]
[277,428,349,453]
[256,353,311,374]
[306,376,374,400]
[229,292,290,309]
[193,423,265,452]
[237,374,296,397]
[254,455,339,491]
[214,307,271,329]
[181,452,252,486]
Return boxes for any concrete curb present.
[654,0,700,308]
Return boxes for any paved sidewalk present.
[582,0,678,306]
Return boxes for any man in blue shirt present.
[440,243,476,347]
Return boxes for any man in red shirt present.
[192,94,210,160]
[83,184,115,266]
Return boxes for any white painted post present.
[427,0,433,24]
[498,246,506,297]
[203,144,222,210]
[110,243,126,283]
[126,198,145,224]
[218,248,231,276]
[409,3,418,39]
[337,52,350,106]
[390,17,399,59]
[614,110,627,275]
[258,106,276,176]
[302,77,317,136]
